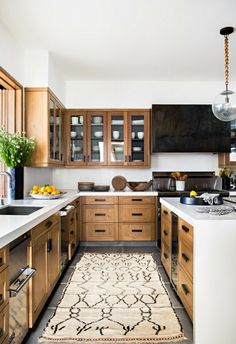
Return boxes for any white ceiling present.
[0,0,236,81]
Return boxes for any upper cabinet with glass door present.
[65,111,107,166]
[107,112,126,166]
[219,118,236,167]
[25,88,64,167]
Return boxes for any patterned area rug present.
[40,253,185,343]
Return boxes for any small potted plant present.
[219,168,232,190]
[171,171,188,191]
[0,126,36,199]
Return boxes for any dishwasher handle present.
[9,267,36,297]
[59,205,75,217]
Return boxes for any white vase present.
[176,180,185,191]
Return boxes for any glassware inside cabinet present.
[90,114,104,162]
[110,114,125,163]
[130,114,145,163]
[55,105,61,160]
[49,98,55,160]
[70,114,84,161]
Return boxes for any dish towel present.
[200,193,220,205]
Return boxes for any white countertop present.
[0,190,157,248]
[160,197,236,226]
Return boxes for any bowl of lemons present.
[29,184,65,199]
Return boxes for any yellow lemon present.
[190,190,197,197]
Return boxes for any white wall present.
[24,50,49,87]
[24,168,53,195]
[48,52,65,104]
[52,80,230,189]
[0,22,24,84]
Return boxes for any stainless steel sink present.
[0,206,43,215]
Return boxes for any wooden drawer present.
[161,205,172,223]
[119,223,156,241]
[179,238,193,280]
[0,269,9,313]
[0,305,9,344]
[83,205,118,222]
[71,197,80,207]
[179,218,193,246]
[61,208,76,241]
[82,196,118,205]
[119,205,155,222]
[161,218,172,248]
[177,265,193,321]
[82,223,118,241]
[31,214,60,241]
[161,241,171,278]
[119,196,156,205]
[0,248,8,274]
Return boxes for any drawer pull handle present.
[182,225,189,233]
[132,229,143,232]
[164,252,168,259]
[0,257,3,267]
[163,210,168,215]
[131,198,143,202]
[163,230,168,236]
[70,217,74,223]
[95,213,106,216]
[0,328,3,337]
[45,220,53,229]
[182,253,189,262]
[95,199,106,202]
[47,238,52,252]
[95,229,106,233]
[0,294,3,305]
[181,284,190,295]
[70,231,75,235]
[132,213,143,216]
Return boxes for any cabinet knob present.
[182,253,190,262]
[45,221,53,229]
[163,252,168,259]
[0,257,3,267]
[181,284,190,295]
[182,225,189,233]
[163,230,168,236]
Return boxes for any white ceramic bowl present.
[131,132,135,139]
[137,132,144,139]
[114,146,124,152]
[133,147,142,152]
[71,131,77,138]
[94,131,103,138]
[93,146,99,151]
[93,116,102,124]
[112,131,120,139]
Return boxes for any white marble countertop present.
[160,197,236,226]
[0,190,157,248]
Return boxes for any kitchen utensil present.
[137,132,144,139]
[93,185,110,192]
[112,131,119,139]
[126,180,152,191]
[94,131,103,138]
[93,116,102,124]
[78,182,94,191]
[112,176,127,191]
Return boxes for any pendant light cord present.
[224,35,229,90]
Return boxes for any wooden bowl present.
[112,176,127,191]
[78,182,94,191]
[127,180,153,191]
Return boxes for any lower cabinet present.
[61,206,77,260]
[0,247,9,344]
[81,196,156,241]
[160,205,193,321]
[28,214,61,327]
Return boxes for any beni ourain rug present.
[40,253,185,343]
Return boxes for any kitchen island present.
[160,197,236,344]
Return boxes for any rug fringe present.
[39,333,186,343]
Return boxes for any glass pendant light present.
[212,26,236,121]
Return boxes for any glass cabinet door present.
[49,98,55,160]
[128,111,148,166]
[87,112,106,165]
[69,113,85,163]
[55,105,63,161]
[108,112,126,165]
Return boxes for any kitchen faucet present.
[0,171,13,207]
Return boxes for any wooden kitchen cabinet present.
[28,214,61,327]
[61,206,77,260]
[64,109,150,168]
[0,246,9,344]
[118,196,156,241]
[177,217,193,321]
[161,205,172,277]
[25,87,64,167]
[81,196,119,241]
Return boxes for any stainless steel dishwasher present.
[9,232,36,344]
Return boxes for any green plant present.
[0,126,36,167]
